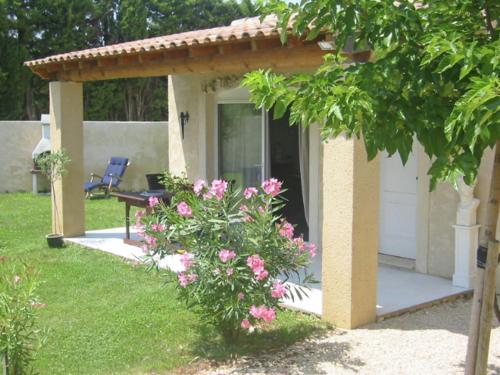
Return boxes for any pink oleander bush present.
[138,177,316,339]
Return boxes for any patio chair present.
[84,157,129,198]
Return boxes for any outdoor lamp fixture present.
[317,40,336,51]
[180,111,189,139]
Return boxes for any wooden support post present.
[474,241,499,375]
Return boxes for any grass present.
[0,193,327,374]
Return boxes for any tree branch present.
[483,2,495,37]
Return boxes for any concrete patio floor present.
[66,227,472,319]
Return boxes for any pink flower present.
[241,319,251,330]
[193,179,206,196]
[247,254,268,280]
[262,178,282,197]
[239,204,249,212]
[247,255,265,275]
[151,223,165,232]
[214,267,221,275]
[141,245,149,254]
[144,235,157,248]
[177,201,192,217]
[178,272,197,288]
[255,269,268,281]
[244,187,258,199]
[293,237,306,252]
[238,292,245,301]
[307,243,317,258]
[250,305,264,319]
[271,281,287,298]
[135,210,145,227]
[148,196,160,207]
[226,268,233,276]
[244,214,253,222]
[279,221,294,239]
[210,179,228,200]
[219,249,236,263]
[178,272,189,288]
[258,206,265,214]
[249,305,275,323]
[180,252,194,269]
[203,191,213,200]
[261,307,276,322]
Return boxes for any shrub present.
[160,171,191,193]
[0,261,45,374]
[139,178,316,340]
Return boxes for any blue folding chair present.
[84,157,129,198]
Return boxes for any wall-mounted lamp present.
[317,40,335,51]
[180,111,189,139]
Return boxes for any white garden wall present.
[0,121,168,192]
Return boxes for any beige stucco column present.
[321,136,380,329]
[49,81,85,237]
[168,75,207,180]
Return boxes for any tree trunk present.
[465,265,485,374]
[2,351,7,375]
[124,83,134,121]
[25,85,36,120]
[474,241,499,375]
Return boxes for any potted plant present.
[35,149,70,248]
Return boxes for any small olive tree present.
[35,149,70,235]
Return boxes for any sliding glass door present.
[218,103,264,188]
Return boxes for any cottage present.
[25,16,499,328]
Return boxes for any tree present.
[0,0,258,121]
[243,0,499,189]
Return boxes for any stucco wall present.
[477,145,498,242]
[423,147,496,279]
[0,121,42,192]
[0,121,168,192]
[84,121,168,191]
[427,182,460,278]
[168,75,207,180]
[0,122,42,193]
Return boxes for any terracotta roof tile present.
[25,15,287,67]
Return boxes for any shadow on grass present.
[191,317,324,360]
[188,321,364,374]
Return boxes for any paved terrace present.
[66,227,471,319]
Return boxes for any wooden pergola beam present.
[29,35,371,82]
[40,44,320,81]
[29,36,359,82]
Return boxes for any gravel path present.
[201,298,500,375]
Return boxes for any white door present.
[379,149,418,259]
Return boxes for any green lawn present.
[0,193,326,374]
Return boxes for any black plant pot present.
[46,233,64,248]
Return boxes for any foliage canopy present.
[243,0,499,188]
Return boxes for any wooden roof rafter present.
[25,16,371,82]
